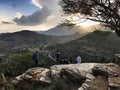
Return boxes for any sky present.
[0,0,99,33]
[0,0,64,33]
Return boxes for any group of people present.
[56,51,81,64]
[32,50,82,67]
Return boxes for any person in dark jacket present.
[56,51,61,62]
[32,51,39,67]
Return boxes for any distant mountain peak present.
[36,25,84,36]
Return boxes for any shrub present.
[10,53,34,75]
[51,80,63,90]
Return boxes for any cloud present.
[13,7,51,26]
[31,0,43,8]
[31,0,64,25]
[32,0,61,13]
[2,21,13,24]
[15,12,23,18]
[0,17,14,24]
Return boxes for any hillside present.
[50,30,120,63]
[0,30,51,55]
[0,30,84,59]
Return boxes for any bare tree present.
[59,0,120,36]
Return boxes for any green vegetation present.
[11,53,34,75]
[0,51,56,89]
[50,31,120,63]
[0,53,33,76]
[51,80,63,90]
[39,52,56,67]
[0,51,55,77]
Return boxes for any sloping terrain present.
[0,30,84,59]
[50,30,120,62]
[36,25,84,36]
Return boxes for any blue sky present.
[0,0,62,33]
[0,0,97,33]
[0,0,39,17]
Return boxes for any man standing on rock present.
[76,55,81,64]
[32,51,39,67]
[56,51,61,63]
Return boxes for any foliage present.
[11,53,33,68]
[59,0,120,37]
[51,80,63,90]
[10,53,34,75]
[38,52,55,67]
[50,31,120,63]
[0,53,33,76]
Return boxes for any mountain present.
[36,25,84,36]
[50,30,120,63]
[0,30,50,55]
[0,30,85,58]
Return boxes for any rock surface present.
[13,63,120,90]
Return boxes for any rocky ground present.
[12,63,120,90]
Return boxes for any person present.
[56,51,61,62]
[63,57,70,64]
[76,56,81,64]
[32,51,39,67]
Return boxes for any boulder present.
[113,54,120,65]
[12,63,120,90]
[13,67,51,85]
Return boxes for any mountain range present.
[50,30,120,63]
[0,30,84,58]
[36,25,85,36]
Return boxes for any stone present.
[113,54,120,65]
[24,74,33,80]
[12,63,120,90]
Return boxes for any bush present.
[11,53,33,68]
[51,80,63,90]
[10,53,34,75]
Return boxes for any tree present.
[59,0,120,36]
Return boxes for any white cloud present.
[0,0,65,33]
[13,7,51,26]
[13,0,64,26]
[31,0,56,8]
[31,0,42,8]
[31,0,64,26]
[15,12,23,18]
[0,17,14,24]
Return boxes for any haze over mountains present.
[36,25,85,36]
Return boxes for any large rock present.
[12,63,120,90]
[113,54,120,65]
[92,63,120,90]
[13,67,51,85]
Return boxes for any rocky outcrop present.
[114,54,120,66]
[12,63,120,90]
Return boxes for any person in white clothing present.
[76,56,81,63]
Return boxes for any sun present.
[78,20,100,27]
[72,16,100,27]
